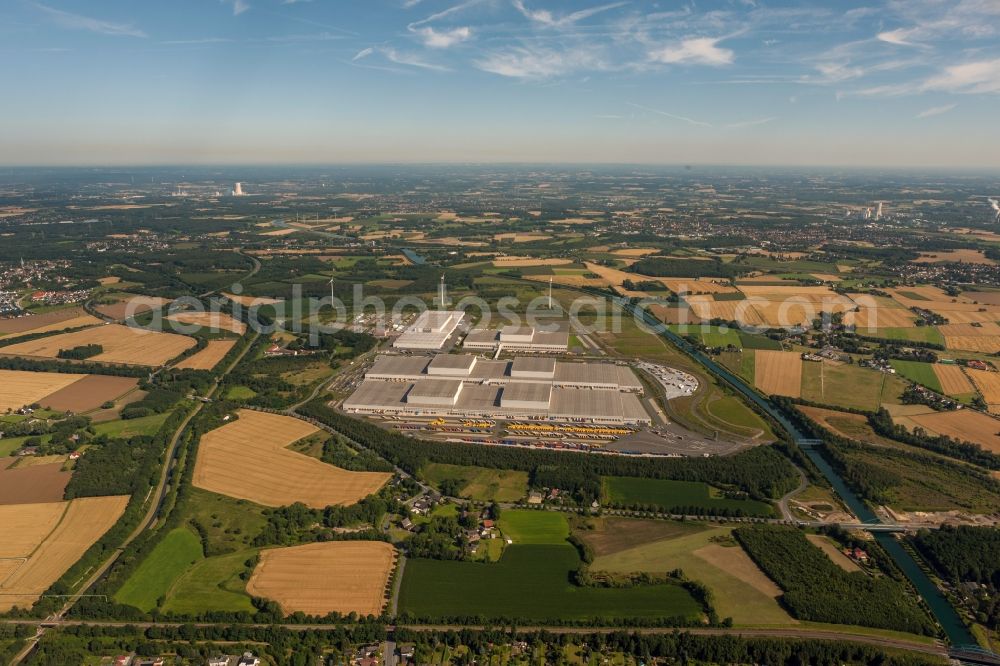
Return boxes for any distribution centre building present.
[343,352,650,425]
[392,310,465,350]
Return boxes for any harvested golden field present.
[907,409,1000,453]
[582,262,653,297]
[0,308,101,337]
[914,249,995,265]
[193,410,391,508]
[933,365,974,396]
[0,502,65,557]
[166,311,246,334]
[94,295,169,321]
[937,323,1000,337]
[174,340,237,371]
[0,324,196,367]
[611,248,660,257]
[0,460,71,505]
[660,278,737,295]
[0,369,87,412]
[97,276,121,286]
[750,300,855,328]
[260,228,297,236]
[247,542,396,617]
[887,286,962,302]
[806,535,860,572]
[929,309,1000,325]
[222,292,282,306]
[845,306,917,328]
[39,375,139,413]
[491,257,574,267]
[739,285,845,299]
[946,336,1000,353]
[493,233,551,242]
[968,369,1000,403]
[754,350,802,397]
[686,298,765,327]
[0,496,128,612]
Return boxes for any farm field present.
[845,307,917,329]
[114,527,203,612]
[943,336,1000,353]
[166,311,246,334]
[968,369,1000,406]
[498,510,570,545]
[797,406,899,448]
[0,307,99,336]
[806,535,860,572]
[585,521,792,626]
[906,409,1000,454]
[38,375,139,413]
[94,295,170,321]
[193,410,391,508]
[420,463,528,502]
[93,413,170,439]
[601,477,774,517]
[0,369,86,412]
[669,324,741,349]
[0,324,196,366]
[0,495,128,612]
[753,350,802,397]
[862,327,945,345]
[399,544,703,622]
[888,361,942,392]
[932,364,974,396]
[800,361,887,411]
[174,339,237,370]
[247,541,396,617]
[0,459,71,504]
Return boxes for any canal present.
[624,300,978,647]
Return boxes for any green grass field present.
[668,325,741,349]
[705,395,772,435]
[93,412,171,438]
[160,549,256,615]
[399,544,703,622]
[224,385,257,400]
[115,527,203,611]
[589,523,792,625]
[801,362,886,411]
[499,510,570,544]
[889,360,942,392]
[739,332,783,350]
[175,487,267,556]
[601,478,774,516]
[421,463,528,502]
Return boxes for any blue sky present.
[2,0,999,167]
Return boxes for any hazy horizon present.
[3,0,999,168]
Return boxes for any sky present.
[1,0,999,168]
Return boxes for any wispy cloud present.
[32,2,146,38]
[384,47,450,71]
[876,28,921,47]
[725,116,776,129]
[512,0,628,29]
[221,0,250,16]
[161,37,234,45]
[648,36,734,66]
[411,26,472,48]
[625,102,712,127]
[352,47,375,61]
[475,46,605,79]
[408,0,483,27]
[916,103,956,118]
[924,58,1000,94]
